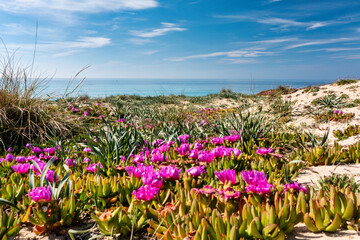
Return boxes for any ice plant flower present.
[151,152,166,163]
[83,147,91,153]
[240,170,268,186]
[225,134,241,142]
[194,185,216,197]
[43,147,55,155]
[32,147,42,154]
[189,150,199,159]
[45,170,59,183]
[133,154,145,163]
[246,184,274,195]
[16,156,27,163]
[194,142,203,150]
[142,171,163,189]
[218,187,241,199]
[211,146,224,158]
[211,137,224,145]
[31,161,46,175]
[177,134,189,143]
[175,143,190,156]
[159,166,180,180]
[256,147,274,155]
[12,163,30,174]
[284,182,308,194]
[186,165,206,177]
[198,150,214,163]
[66,158,77,167]
[28,186,52,202]
[7,147,13,152]
[214,169,236,184]
[232,148,242,157]
[6,154,15,162]
[85,163,103,172]
[132,185,159,201]
[125,166,142,178]
[83,157,91,163]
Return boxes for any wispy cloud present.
[168,50,272,62]
[285,38,357,49]
[215,15,348,31]
[252,37,299,44]
[3,37,111,57]
[0,0,158,13]
[300,47,360,53]
[143,50,158,55]
[130,23,187,38]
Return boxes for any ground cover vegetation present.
[1,67,360,239]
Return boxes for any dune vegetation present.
[1,59,360,239]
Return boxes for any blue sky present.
[0,0,360,80]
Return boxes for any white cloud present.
[168,50,272,62]
[0,0,158,13]
[130,22,187,38]
[253,37,299,44]
[216,15,338,31]
[300,47,360,53]
[285,38,357,49]
[143,50,158,55]
[3,37,111,57]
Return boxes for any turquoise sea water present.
[43,78,331,98]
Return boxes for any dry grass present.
[0,54,74,151]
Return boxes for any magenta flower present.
[26,143,31,148]
[232,148,242,157]
[66,158,77,167]
[214,169,236,184]
[28,186,52,202]
[16,156,27,163]
[125,166,142,178]
[12,163,30,174]
[31,147,42,154]
[83,157,91,163]
[333,109,338,114]
[175,143,190,156]
[211,137,224,145]
[177,134,189,143]
[133,154,145,163]
[132,185,159,201]
[246,184,274,195]
[151,153,166,163]
[225,134,241,142]
[6,154,15,162]
[159,166,180,180]
[284,182,308,194]
[85,163,103,172]
[194,185,216,196]
[194,142,203,150]
[186,165,206,177]
[142,171,163,188]
[45,170,59,183]
[189,150,199,159]
[211,146,224,158]
[256,147,274,155]
[43,147,55,155]
[240,170,268,185]
[117,119,125,123]
[84,111,89,116]
[198,150,214,163]
[83,147,91,153]
[7,147,13,152]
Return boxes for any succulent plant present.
[0,208,21,239]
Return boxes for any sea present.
[41,78,332,98]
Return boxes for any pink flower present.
[12,163,30,174]
[28,186,52,202]
[246,184,274,195]
[16,156,27,163]
[32,147,42,154]
[189,150,199,159]
[214,169,236,184]
[66,158,77,167]
[211,146,225,158]
[218,187,241,199]
[225,134,241,142]
[194,185,216,196]
[232,148,242,157]
[84,111,89,116]
[125,166,142,178]
[151,153,166,163]
[85,163,103,172]
[83,147,92,153]
[284,182,308,194]
[333,109,339,114]
[142,171,163,189]
[31,161,46,175]
[194,142,203,150]
[177,134,189,143]
[175,143,190,156]
[6,154,15,162]
[198,150,214,163]
[133,154,145,163]
[45,170,59,183]
[159,166,180,180]
[43,148,55,155]
[117,119,125,123]
[211,137,224,145]
[132,185,159,201]
[240,170,268,186]
[186,165,206,177]
[256,147,274,155]
[83,157,91,163]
